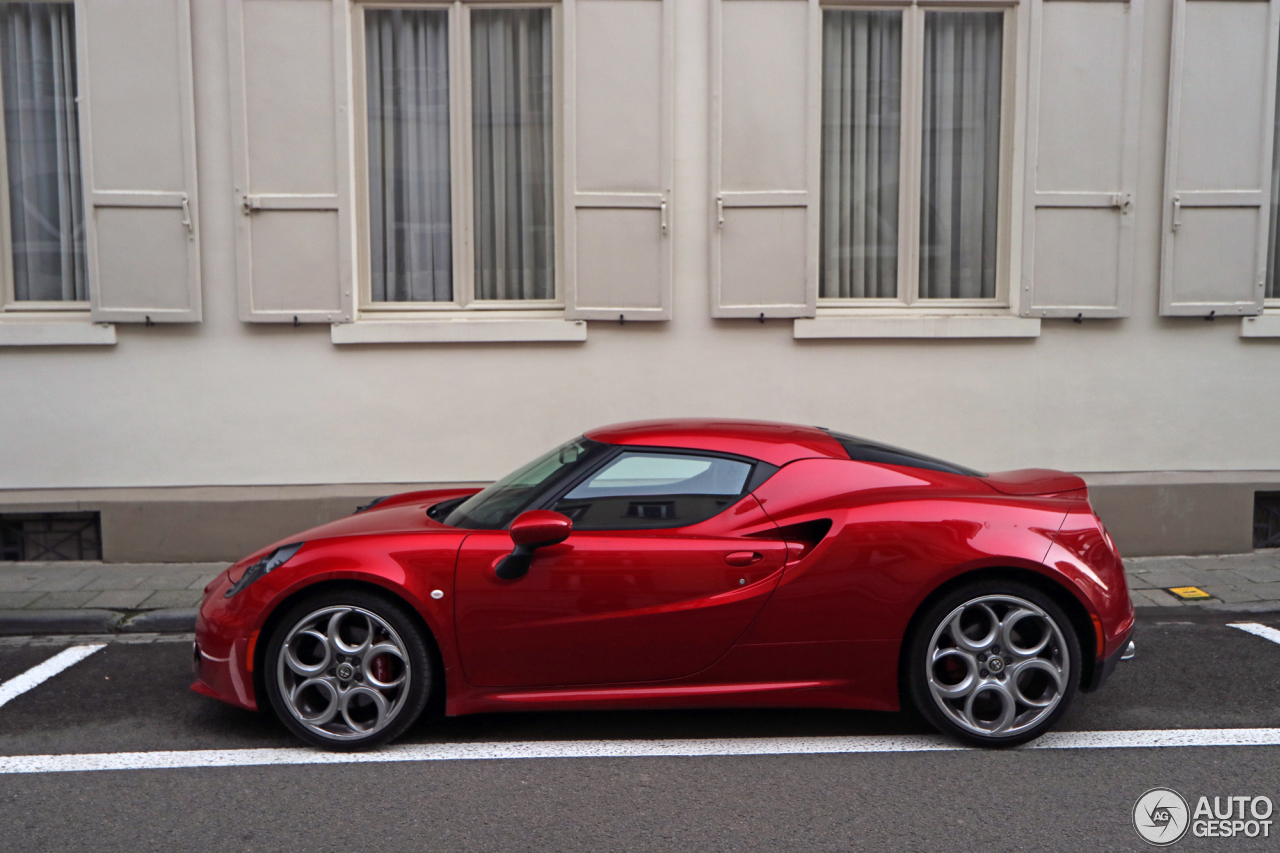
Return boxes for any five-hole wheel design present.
[909,581,1080,747]
[264,589,432,750]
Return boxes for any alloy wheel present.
[924,594,1070,738]
[276,605,412,742]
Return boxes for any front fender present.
[198,532,467,711]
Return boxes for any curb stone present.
[0,608,197,636]
[119,608,197,633]
[0,609,122,636]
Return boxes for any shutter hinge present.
[181,194,193,234]
[242,194,262,215]
[1111,192,1132,214]
[1171,195,1181,231]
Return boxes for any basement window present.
[1255,493,1280,550]
[0,512,102,561]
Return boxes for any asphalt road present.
[2,612,1280,852]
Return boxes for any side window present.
[553,452,752,529]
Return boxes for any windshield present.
[442,437,608,529]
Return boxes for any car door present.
[454,450,787,687]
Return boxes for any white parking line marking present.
[0,644,105,709]
[2,728,1280,774]
[1228,622,1280,646]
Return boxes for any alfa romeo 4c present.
[194,419,1134,749]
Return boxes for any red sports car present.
[193,419,1134,749]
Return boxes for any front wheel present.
[906,580,1080,747]
[263,588,433,750]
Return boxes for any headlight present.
[224,542,305,598]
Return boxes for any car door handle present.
[724,551,763,567]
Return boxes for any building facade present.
[0,0,1278,561]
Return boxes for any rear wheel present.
[264,588,432,750]
[906,580,1080,747]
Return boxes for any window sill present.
[0,316,116,346]
[1241,314,1280,338]
[794,313,1041,339]
[331,317,587,344]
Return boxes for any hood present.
[228,488,479,579]
[983,469,1087,496]
[302,487,480,539]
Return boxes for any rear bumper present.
[1082,629,1133,693]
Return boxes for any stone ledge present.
[0,609,122,635]
[0,607,197,635]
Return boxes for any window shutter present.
[228,0,352,323]
[80,0,201,323]
[564,0,671,321]
[711,0,818,319]
[1020,0,1144,319]
[1159,0,1280,317]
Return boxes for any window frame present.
[0,0,90,317]
[351,0,565,316]
[815,0,1018,312]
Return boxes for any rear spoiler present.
[982,469,1087,496]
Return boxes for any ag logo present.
[1134,788,1190,845]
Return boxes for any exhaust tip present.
[1120,639,1135,661]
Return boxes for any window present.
[0,511,101,561]
[0,1,86,313]
[1256,492,1280,549]
[443,437,609,529]
[357,3,558,313]
[819,6,1010,308]
[824,430,984,477]
[553,451,753,529]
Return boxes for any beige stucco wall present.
[0,0,1277,501]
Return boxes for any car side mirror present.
[494,510,573,580]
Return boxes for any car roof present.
[583,418,849,467]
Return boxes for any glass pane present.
[365,9,452,302]
[0,2,86,302]
[443,438,609,529]
[820,10,902,299]
[564,453,751,499]
[556,452,752,529]
[471,8,554,300]
[919,11,1003,299]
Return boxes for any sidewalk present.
[0,550,1278,634]
[1125,549,1280,609]
[0,561,228,634]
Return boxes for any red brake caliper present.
[372,654,391,683]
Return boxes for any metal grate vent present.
[0,512,102,561]
[1255,492,1280,550]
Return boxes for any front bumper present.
[1082,631,1134,693]
[190,570,260,711]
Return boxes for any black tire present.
[263,587,433,750]
[906,579,1081,748]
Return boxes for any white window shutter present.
[564,0,671,322]
[711,0,818,319]
[79,0,201,323]
[1160,0,1280,317]
[229,0,352,323]
[1020,0,1144,319]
